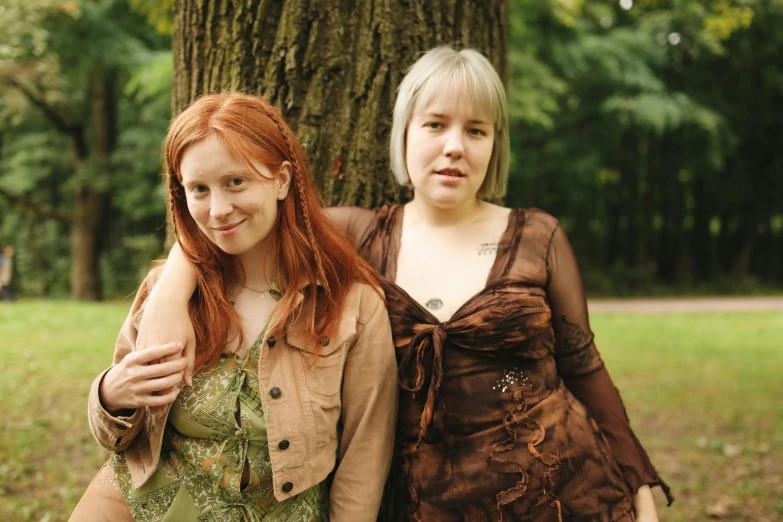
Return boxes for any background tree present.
[0,0,171,299]
[505,0,783,294]
[1,0,781,299]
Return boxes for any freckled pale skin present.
[179,134,291,357]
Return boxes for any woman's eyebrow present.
[183,169,248,185]
[421,111,491,125]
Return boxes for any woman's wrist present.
[633,485,659,521]
[98,366,133,416]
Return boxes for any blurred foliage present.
[506,0,783,293]
[0,0,171,298]
[0,0,781,297]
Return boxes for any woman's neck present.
[406,195,485,228]
[235,244,276,291]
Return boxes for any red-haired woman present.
[69,93,397,522]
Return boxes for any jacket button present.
[267,336,276,348]
[282,481,293,493]
[320,337,330,347]
[278,440,290,450]
[270,387,282,399]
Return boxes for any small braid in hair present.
[260,103,327,290]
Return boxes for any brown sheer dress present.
[330,205,672,522]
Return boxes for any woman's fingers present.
[136,372,185,394]
[141,387,182,407]
[132,342,184,365]
[183,338,196,386]
[140,357,188,379]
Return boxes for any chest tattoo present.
[478,241,499,256]
[425,298,444,311]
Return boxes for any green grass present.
[1,301,781,521]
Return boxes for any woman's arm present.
[546,224,672,515]
[329,289,398,521]
[136,243,199,385]
[323,206,379,247]
[88,272,188,452]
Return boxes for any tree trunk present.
[69,71,116,300]
[172,0,508,207]
[70,189,106,300]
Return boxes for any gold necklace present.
[237,281,270,298]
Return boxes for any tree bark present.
[70,71,116,300]
[172,0,508,207]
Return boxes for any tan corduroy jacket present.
[87,271,398,521]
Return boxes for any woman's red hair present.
[163,92,380,372]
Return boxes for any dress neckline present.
[384,205,523,325]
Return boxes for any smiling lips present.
[213,220,245,236]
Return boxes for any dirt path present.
[587,296,783,313]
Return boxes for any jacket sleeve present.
[329,290,398,521]
[546,224,673,504]
[87,269,159,452]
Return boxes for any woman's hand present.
[100,342,187,414]
[633,485,659,522]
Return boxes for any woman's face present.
[405,86,495,209]
[180,135,291,260]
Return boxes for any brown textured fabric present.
[327,205,672,521]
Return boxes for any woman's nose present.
[443,129,464,158]
[210,191,233,219]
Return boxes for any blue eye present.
[426,122,444,129]
[193,185,209,194]
[468,128,486,136]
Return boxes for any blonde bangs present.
[390,46,510,199]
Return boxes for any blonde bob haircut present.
[390,46,509,199]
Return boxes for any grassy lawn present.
[1,301,781,521]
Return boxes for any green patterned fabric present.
[112,323,328,522]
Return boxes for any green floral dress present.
[112,323,329,522]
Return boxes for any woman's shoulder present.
[493,206,560,242]
[344,280,386,320]
[516,207,560,228]
[324,205,399,225]
[325,205,396,242]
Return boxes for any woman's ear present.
[276,161,293,200]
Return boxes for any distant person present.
[0,244,14,301]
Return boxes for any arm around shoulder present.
[329,287,398,521]
[87,269,187,453]
[87,272,156,452]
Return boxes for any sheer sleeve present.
[546,225,673,504]
[324,206,379,247]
